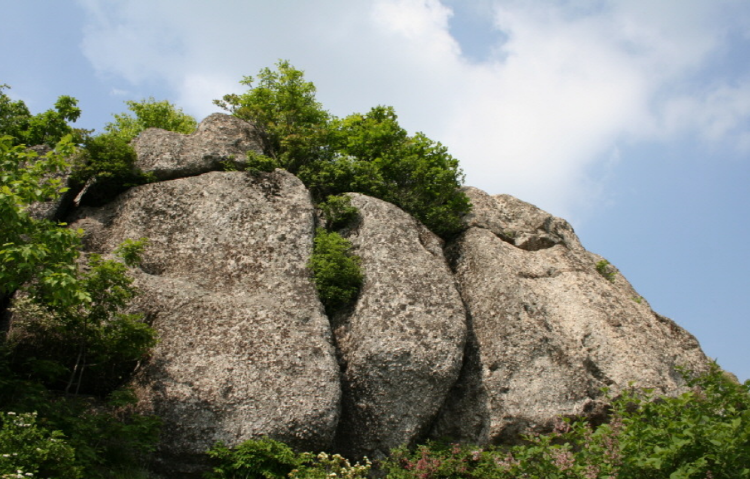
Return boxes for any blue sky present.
[2,0,748,381]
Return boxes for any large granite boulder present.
[132,113,262,181]
[332,193,467,459]
[68,170,340,476]
[430,188,709,444]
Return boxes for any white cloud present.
[76,0,750,219]
[659,81,750,152]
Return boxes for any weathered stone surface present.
[132,113,262,181]
[68,170,339,475]
[461,187,583,251]
[431,194,709,444]
[332,193,467,459]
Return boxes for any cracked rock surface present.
[40,114,711,475]
[133,113,262,181]
[430,188,709,443]
[332,193,467,459]
[68,170,339,476]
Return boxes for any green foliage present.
[24,95,83,147]
[381,364,750,479]
[319,195,358,231]
[1,135,160,478]
[244,150,282,174]
[40,392,161,479]
[290,452,370,479]
[299,106,470,237]
[218,62,471,238]
[0,135,81,299]
[0,411,82,479]
[308,229,363,315]
[205,437,301,479]
[204,439,370,479]
[596,259,617,283]
[115,237,149,267]
[610,364,750,478]
[73,97,194,188]
[215,60,331,172]
[7,240,156,396]
[0,84,82,147]
[104,97,197,143]
[0,85,32,144]
[0,390,160,479]
[72,132,148,187]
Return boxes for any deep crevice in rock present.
[469,225,562,252]
[425,306,490,445]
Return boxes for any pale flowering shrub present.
[290,451,370,479]
[0,411,82,479]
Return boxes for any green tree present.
[0,84,32,143]
[73,97,195,189]
[72,132,145,188]
[0,84,82,147]
[215,60,331,172]
[8,241,156,396]
[1,134,160,478]
[0,135,81,301]
[219,62,471,238]
[2,134,156,395]
[305,106,470,237]
[104,97,197,142]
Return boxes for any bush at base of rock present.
[202,366,749,479]
[0,411,82,479]
[204,438,371,479]
[385,364,750,479]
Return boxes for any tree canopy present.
[1,93,161,477]
[0,84,82,147]
[216,61,471,238]
[104,97,197,142]
[72,97,198,195]
[215,60,331,173]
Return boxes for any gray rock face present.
[68,170,340,475]
[461,187,583,251]
[332,194,467,459]
[430,190,709,444]
[47,115,713,473]
[132,113,262,181]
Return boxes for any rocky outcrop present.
[38,114,710,474]
[68,170,340,475]
[430,188,708,443]
[461,187,583,251]
[332,194,466,459]
[132,113,262,181]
